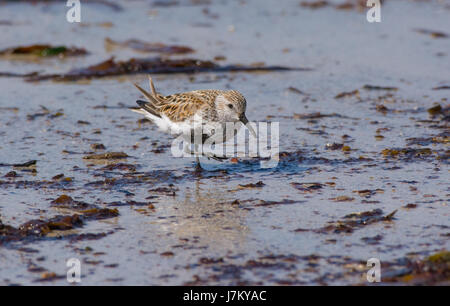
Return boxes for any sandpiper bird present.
[131,76,255,168]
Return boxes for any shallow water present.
[0,0,449,285]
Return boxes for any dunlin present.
[131,76,255,168]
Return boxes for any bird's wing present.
[158,90,222,122]
[158,90,221,104]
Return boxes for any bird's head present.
[215,90,248,122]
[214,90,256,137]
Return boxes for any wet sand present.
[0,0,449,285]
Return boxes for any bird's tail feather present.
[134,83,161,105]
[135,100,161,118]
[133,75,163,119]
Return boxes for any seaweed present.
[352,189,384,198]
[0,213,85,245]
[287,86,309,96]
[335,89,359,99]
[0,45,88,59]
[105,38,195,54]
[3,0,123,11]
[432,85,450,90]
[21,57,308,82]
[363,85,398,91]
[383,250,450,285]
[293,112,351,120]
[0,194,119,245]
[381,148,433,160]
[100,163,137,172]
[253,199,299,207]
[238,181,265,188]
[300,1,329,9]
[291,182,323,192]
[26,106,64,121]
[301,0,381,12]
[83,152,129,160]
[51,195,119,220]
[414,28,448,39]
[329,196,355,202]
[13,160,37,167]
[427,103,449,119]
[313,209,397,234]
[325,143,343,150]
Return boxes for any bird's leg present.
[195,155,203,171]
[201,133,228,161]
[182,143,202,170]
[194,143,203,171]
[183,143,194,156]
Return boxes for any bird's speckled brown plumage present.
[134,76,246,122]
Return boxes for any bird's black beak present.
[240,114,249,125]
[240,114,256,137]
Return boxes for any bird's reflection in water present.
[165,180,249,253]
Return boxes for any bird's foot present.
[194,163,203,173]
[204,153,228,162]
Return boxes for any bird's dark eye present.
[227,104,233,109]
